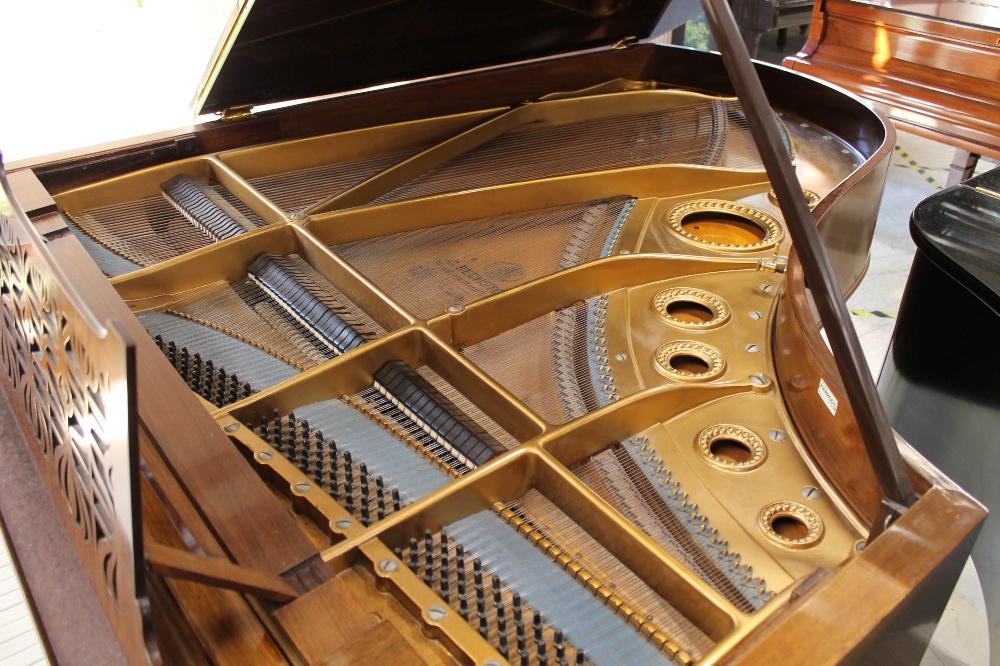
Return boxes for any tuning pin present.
[575,650,585,665]
[473,560,485,603]
[376,486,386,520]
[392,488,401,511]
[554,629,566,666]
[408,539,419,574]
[360,494,370,527]
[459,592,470,621]
[533,611,543,645]
[512,592,524,628]
[479,613,489,639]
[424,531,435,584]
[455,545,467,598]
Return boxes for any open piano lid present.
[195,0,671,115]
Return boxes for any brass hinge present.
[221,104,254,122]
[758,255,788,273]
[611,35,639,50]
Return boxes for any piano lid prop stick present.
[698,0,918,526]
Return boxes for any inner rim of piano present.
[52,84,874,665]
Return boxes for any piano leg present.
[947,148,980,186]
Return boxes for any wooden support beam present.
[146,542,299,604]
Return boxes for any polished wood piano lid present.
[195,0,671,116]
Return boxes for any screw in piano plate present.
[767,429,787,442]
[256,450,274,462]
[745,344,760,353]
[614,353,627,361]
[802,486,822,500]
[748,310,764,320]
[294,482,311,493]
[749,374,771,388]
[224,422,240,432]
[426,606,448,622]
[378,559,398,574]
[448,305,464,314]
[334,518,352,530]
[759,283,773,293]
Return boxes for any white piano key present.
[2,643,46,666]
[0,589,26,613]
[0,521,48,665]
[0,624,42,659]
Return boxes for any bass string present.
[248,149,417,214]
[376,102,749,202]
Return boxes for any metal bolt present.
[224,422,240,432]
[619,250,630,255]
[768,429,787,442]
[614,353,627,361]
[427,606,448,622]
[448,305,463,314]
[290,212,303,220]
[855,541,866,554]
[748,311,764,320]
[294,481,311,493]
[378,559,398,574]
[749,374,771,387]
[802,486,822,500]
[484,661,503,666]
[334,518,352,530]
[759,284,773,293]
[256,450,274,461]
[745,344,760,353]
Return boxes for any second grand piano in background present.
[784,0,1000,184]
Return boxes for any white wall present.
[0,0,235,163]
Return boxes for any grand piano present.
[0,0,985,664]
[783,0,1000,184]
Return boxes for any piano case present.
[0,1,986,664]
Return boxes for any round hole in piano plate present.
[710,438,753,464]
[758,501,824,548]
[655,341,726,382]
[697,424,767,470]
[681,212,767,245]
[670,354,710,375]
[665,200,783,251]
[651,287,731,330]
[771,515,810,540]
[667,300,714,324]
